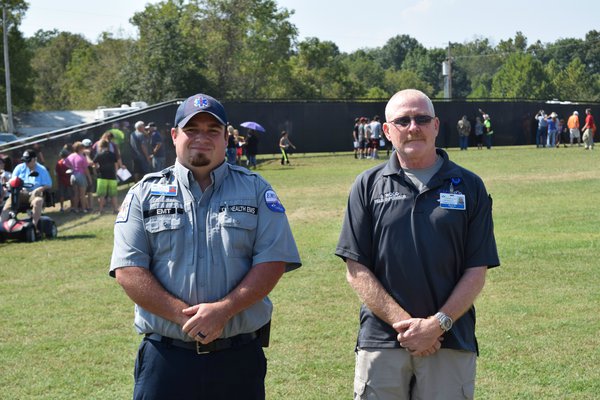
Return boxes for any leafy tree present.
[490,53,549,99]
[552,57,598,101]
[190,0,297,99]
[383,69,433,97]
[341,49,384,96]
[497,31,527,54]
[63,33,136,109]
[401,47,446,96]
[0,0,33,111]
[128,0,208,103]
[0,22,33,110]
[376,34,424,70]
[29,32,91,110]
[582,30,600,75]
[288,37,356,98]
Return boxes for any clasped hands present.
[393,316,444,357]
[180,302,230,345]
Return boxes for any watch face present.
[441,318,452,331]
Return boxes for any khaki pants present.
[582,129,594,149]
[354,348,476,400]
[1,190,43,222]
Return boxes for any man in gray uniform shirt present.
[110,93,301,400]
[336,89,499,399]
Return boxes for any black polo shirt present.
[336,149,500,353]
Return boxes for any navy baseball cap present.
[22,149,36,162]
[174,94,228,128]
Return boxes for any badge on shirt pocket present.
[439,192,466,210]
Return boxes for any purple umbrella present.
[240,121,266,132]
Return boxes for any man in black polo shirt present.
[336,89,499,399]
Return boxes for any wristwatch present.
[434,312,453,332]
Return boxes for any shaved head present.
[385,89,435,122]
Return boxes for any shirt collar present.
[173,159,229,192]
[382,148,459,178]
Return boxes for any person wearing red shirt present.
[582,108,596,150]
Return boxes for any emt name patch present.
[265,189,285,213]
[143,207,184,218]
[219,205,258,215]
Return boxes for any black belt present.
[145,331,259,355]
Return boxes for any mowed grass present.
[1,146,599,399]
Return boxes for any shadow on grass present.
[50,234,96,241]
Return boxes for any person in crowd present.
[109,122,126,149]
[535,110,548,148]
[0,154,11,184]
[369,115,383,159]
[581,108,596,150]
[245,129,259,169]
[480,109,493,149]
[83,138,95,212]
[64,141,92,213]
[474,116,484,149]
[546,112,558,148]
[110,93,301,400]
[336,89,499,399]
[92,131,123,166]
[364,117,373,158]
[130,121,151,181]
[92,139,119,214]
[357,117,368,159]
[279,130,296,165]
[147,122,166,172]
[1,149,52,230]
[32,143,46,166]
[557,117,568,148]
[457,115,471,150]
[235,129,244,165]
[567,111,581,147]
[352,117,360,159]
[226,124,237,164]
[54,149,72,212]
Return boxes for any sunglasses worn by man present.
[390,115,434,128]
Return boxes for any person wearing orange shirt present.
[567,111,581,147]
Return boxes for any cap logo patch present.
[194,96,209,109]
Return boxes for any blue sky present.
[20,0,600,52]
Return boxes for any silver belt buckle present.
[196,341,210,355]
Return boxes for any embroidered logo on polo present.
[374,191,408,204]
[150,184,178,196]
[265,189,285,213]
[219,205,258,215]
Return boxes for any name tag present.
[439,193,466,210]
[150,184,178,196]
[220,205,258,215]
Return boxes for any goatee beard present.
[189,154,210,167]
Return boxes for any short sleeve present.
[251,185,301,272]
[335,176,373,268]
[109,188,151,277]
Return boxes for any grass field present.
[1,146,599,399]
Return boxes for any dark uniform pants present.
[133,336,266,400]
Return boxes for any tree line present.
[3,0,600,112]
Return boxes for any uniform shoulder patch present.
[116,193,134,223]
[265,189,285,213]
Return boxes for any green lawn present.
[1,146,599,399]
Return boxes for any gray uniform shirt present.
[110,160,301,341]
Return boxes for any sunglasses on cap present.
[390,115,434,128]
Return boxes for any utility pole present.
[442,41,453,99]
[2,5,14,133]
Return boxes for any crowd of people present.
[535,108,596,149]
[352,115,387,159]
